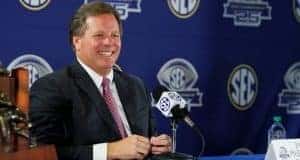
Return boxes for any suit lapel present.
[114,73,137,133]
[69,62,121,138]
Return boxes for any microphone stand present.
[171,119,177,153]
[151,118,195,160]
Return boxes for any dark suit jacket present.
[29,61,156,160]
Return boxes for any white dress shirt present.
[77,58,132,160]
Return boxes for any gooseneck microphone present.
[152,85,200,132]
[152,85,205,156]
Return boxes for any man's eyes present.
[93,34,104,37]
[92,33,120,38]
[112,33,120,37]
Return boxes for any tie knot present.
[102,77,110,88]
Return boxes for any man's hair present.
[69,1,122,49]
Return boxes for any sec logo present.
[227,64,258,111]
[167,0,200,19]
[7,54,53,88]
[157,58,203,111]
[294,0,300,23]
[19,0,51,11]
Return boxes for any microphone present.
[152,86,205,156]
[152,86,199,131]
[155,91,186,118]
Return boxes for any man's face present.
[73,14,121,75]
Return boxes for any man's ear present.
[72,36,81,51]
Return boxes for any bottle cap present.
[273,116,282,122]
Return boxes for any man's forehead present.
[85,15,119,30]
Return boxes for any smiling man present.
[29,1,171,160]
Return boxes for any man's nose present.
[102,36,112,45]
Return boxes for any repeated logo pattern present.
[7,54,53,88]
[84,0,142,20]
[157,58,203,111]
[223,0,272,27]
[294,0,300,23]
[167,0,200,19]
[278,62,300,114]
[228,64,258,111]
[19,0,51,11]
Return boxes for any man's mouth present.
[99,51,113,57]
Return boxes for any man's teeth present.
[100,52,112,56]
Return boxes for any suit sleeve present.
[29,75,92,160]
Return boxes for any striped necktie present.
[101,77,127,138]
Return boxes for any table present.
[152,153,265,160]
[201,154,265,160]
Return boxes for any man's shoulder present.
[114,70,147,92]
[31,65,74,89]
[114,69,142,83]
[38,67,70,82]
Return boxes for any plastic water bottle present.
[267,116,286,145]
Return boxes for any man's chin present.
[99,64,114,71]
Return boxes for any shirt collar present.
[77,57,114,89]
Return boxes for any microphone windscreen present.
[152,85,169,103]
[171,105,188,119]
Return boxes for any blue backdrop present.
[1,0,300,157]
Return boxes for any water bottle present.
[267,116,286,145]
